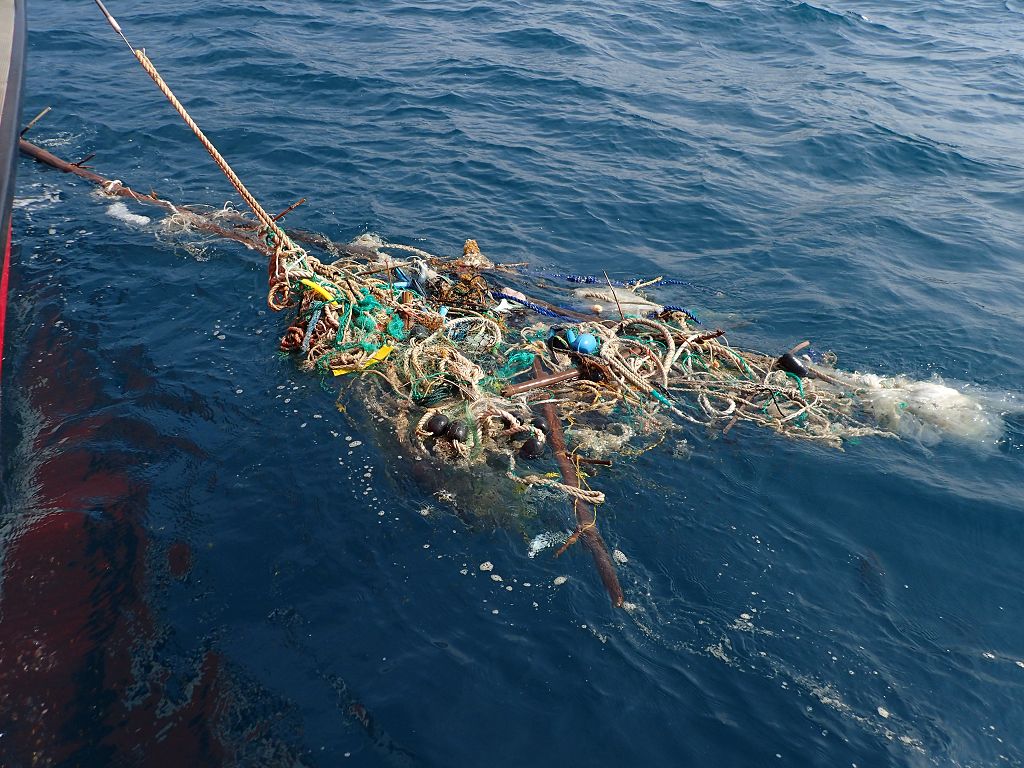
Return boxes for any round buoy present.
[530,416,549,434]
[520,436,545,459]
[426,413,450,436]
[446,422,469,442]
[570,332,599,355]
[409,324,430,341]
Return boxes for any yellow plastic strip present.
[332,345,395,376]
[300,278,337,303]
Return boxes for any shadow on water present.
[855,549,889,607]
[0,295,422,767]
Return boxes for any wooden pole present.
[501,368,579,397]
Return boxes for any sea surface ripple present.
[2,1,1023,766]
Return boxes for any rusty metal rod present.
[272,197,307,222]
[501,367,579,397]
[576,457,612,467]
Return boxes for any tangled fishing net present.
[256,226,892,509]
[57,5,892,512]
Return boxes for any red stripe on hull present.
[0,220,11,382]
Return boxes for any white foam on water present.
[527,530,567,558]
[106,201,151,227]
[827,369,1020,444]
[14,184,62,210]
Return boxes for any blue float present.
[570,331,599,355]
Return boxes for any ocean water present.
[3,1,1023,766]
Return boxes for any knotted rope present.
[506,457,605,505]
[507,470,606,506]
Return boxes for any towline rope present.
[92,0,300,264]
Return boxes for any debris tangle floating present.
[23,134,900,606]
[32,3,899,605]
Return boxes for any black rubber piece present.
[778,351,809,378]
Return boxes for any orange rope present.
[133,50,298,260]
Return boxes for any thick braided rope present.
[134,50,296,253]
[506,471,606,505]
[470,401,546,444]
[618,317,676,380]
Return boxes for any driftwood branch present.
[19,138,268,251]
[18,140,378,261]
[534,360,624,607]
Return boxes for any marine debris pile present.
[22,135,902,606]
[266,233,888,459]
[261,226,899,606]
[20,136,892,461]
[20,5,896,606]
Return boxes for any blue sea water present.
[2,1,1023,766]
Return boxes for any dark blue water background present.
[3,1,1023,766]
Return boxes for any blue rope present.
[301,306,323,352]
[555,273,612,285]
[491,291,578,320]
